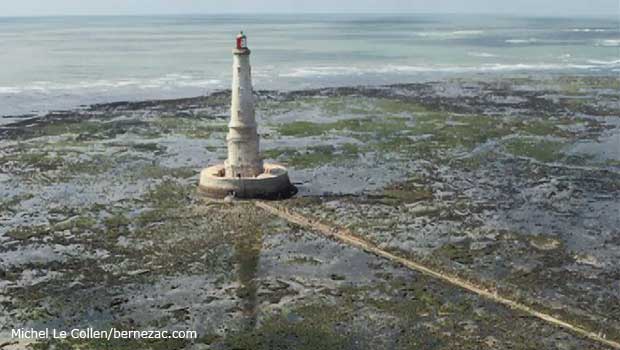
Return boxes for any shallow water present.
[1,14,619,116]
[568,117,620,161]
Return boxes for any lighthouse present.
[199,32,295,199]
[225,31,262,178]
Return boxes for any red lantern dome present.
[236,31,247,50]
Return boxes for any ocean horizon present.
[1,13,618,117]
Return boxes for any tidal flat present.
[1,75,619,349]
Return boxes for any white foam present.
[0,76,222,95]
[467,52,498,58]
[280,62,609,78]
[414,30,484,38]
[0,87,22,94]
[176,79,222,88]
[566,28,610,33]
[506,38,539,44]
[453,30,484,35]
[597,39,620,47]
[587,59,620,66]
[280,66,364,78]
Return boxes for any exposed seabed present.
[1,75,619,349]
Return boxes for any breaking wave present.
[280,61,619,78]
[505,38,539,44]
[587,59,620,66]
[414,30,484,38]
[565,28,612,33]
[597,39,620,47]
[0,75,222,95]
[467,52,498,58]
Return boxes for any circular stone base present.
[198,163,296,199]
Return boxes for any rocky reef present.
[1,75,619,349]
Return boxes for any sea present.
[0,14,618,117]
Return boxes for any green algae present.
[38,119,153,141]
[131,179,196,232]
[288,256,322,265]
[264,143,361,169]
[222,303,352,350]
[277,117,408,138]
[435,242,475,265]
[6,225,50,240]
[529,235,562,251]
[276,121,333,137]
[416,115,509,150]
[128,142,166,154]
[606,159,620,167]
[103,213,131,238]
[381,180,434,205]
[271,94,582,164]
[133,163,195,180]
[153,116,227,139]
[221,276,498,350]
[64,155,116,177]
[41,120,109,138]
[0,193,34,212]
[185,125,228,139]
[517,118,572,138]
[127,203,278,279]
[0,144,115,180]
[503,138,566,162]
[373,98,432,115]
[262,95,379,118]
[53,215,98,233]
[0,151,66,172]
[556,76,620,95]
[286,145,340,168]
[17,113,226,144]
[451,151,493,170]
[144,179,193,209]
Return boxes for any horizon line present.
[0,11,616,19]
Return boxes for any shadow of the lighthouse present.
[199,32,296,200]
[232,220,261,330]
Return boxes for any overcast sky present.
[2,0,618,17]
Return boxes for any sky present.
[1,0,617,17]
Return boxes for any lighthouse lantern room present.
[236,31,247,50]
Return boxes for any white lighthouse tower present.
[199,32,295,199]
[225,31,263,178]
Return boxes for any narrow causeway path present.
[256,201,620,350]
